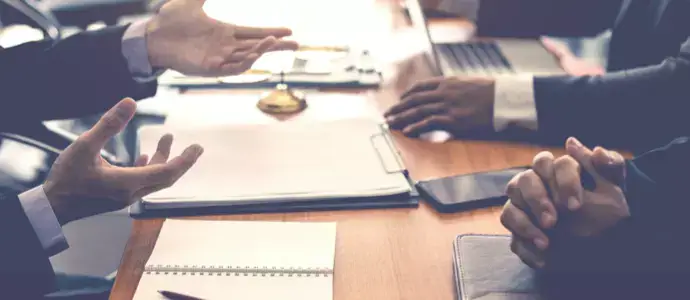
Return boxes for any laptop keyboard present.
[438,41,515,75]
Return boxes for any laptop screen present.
[404,0,443,76]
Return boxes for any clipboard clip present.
[370,123,407,175]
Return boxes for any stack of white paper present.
[138,118,409,209]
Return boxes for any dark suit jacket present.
[0,24,158,132]
[535,137,690,299]
[476,0,690,152]
[0,192,56,298]
[0,20,157,299]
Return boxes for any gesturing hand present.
[146,0,300,77]
[541,37,605,76]
[500,137,629,268]
[43,98,203,225]
[384,76,495,137]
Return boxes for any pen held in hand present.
[158,290,206,300]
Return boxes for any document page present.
[138,118,409,206]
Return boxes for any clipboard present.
[129,121,419,218]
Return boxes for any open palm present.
[146,0,300,76]
[44,99,203,225]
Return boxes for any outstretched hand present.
[541,37,605,76]
[146,0,300,77]
[44,98,203,225]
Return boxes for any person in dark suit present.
[385,0,690,152]
[1,98,203,298]
[0,0,299,297]
[501,136,690,298]
[0,0,298,133]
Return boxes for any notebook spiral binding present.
[144,265,333,277]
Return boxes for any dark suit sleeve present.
[597,137,690,272]
[539,137,690,299]
[532,38,690,151]
[0,25,157,128]
[475,0,622,37]
[0,193,56,298]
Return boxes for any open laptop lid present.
[405,0,443,76]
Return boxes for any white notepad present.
[137,118,410,209]
[133,220,337,300]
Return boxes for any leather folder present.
[453,234,542,300]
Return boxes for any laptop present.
[405,0,565,77]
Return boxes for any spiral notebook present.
[133,220,337,300]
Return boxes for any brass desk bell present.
[257,71,307,114]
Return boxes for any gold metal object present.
[257,82,307,114]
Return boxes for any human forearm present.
[475,0,622,38]
[0,26,157,125]
[0,193,57,296]
[539,159,688,299]
[533,40,690,151]
[543,138,690,274]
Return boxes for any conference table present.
[111,0,566,298]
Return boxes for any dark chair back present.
[1,0,62,41]
[36,0,147,29]
[0,132,59,193]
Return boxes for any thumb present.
[540,37,572,60]
[590,147,626,188]
[78,98,137,153]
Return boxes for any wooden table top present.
[111,1,565,299]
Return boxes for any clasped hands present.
[501,137,630,268]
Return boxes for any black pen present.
[158,290,206,300]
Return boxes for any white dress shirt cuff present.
[122,18,165,82]
[18,185,68,256]
[493,75,538,132]
[437,0,479,20]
